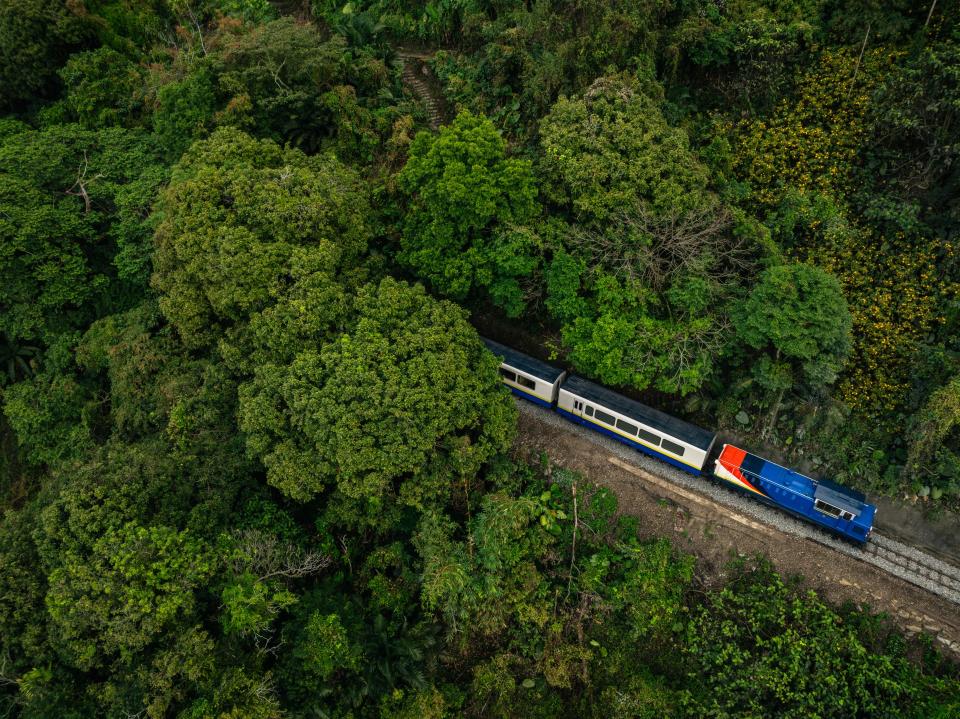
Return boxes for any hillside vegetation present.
[0,1,959,717]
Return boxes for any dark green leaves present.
[398,110,540,315]
[239,277,516,520]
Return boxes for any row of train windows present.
[574,401,685,457]
[499,367,536,390]
[814,499,856,521]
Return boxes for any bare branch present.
[565,200,747,291]
[230,529,331,583]
[848,23,871,98]
[925,0,938,29]
[65,152,104,214]
[182,2,207,56]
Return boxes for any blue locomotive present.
[483,337,877,543]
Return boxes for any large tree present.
[152,127,371,350]
[538,73,711,223]
[537,74,755,395]
[398,110,540,316]
[734,262,852,436]
[239,277,516,523]
[0,123,168,347]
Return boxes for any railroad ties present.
[858,534,960,606]
[514,396,960,608]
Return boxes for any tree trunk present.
[764,386,785,441]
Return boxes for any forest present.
[1,0,959,716]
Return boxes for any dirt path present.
[514,408,960,658]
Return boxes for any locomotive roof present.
[739,449,872,515]
[814,482,871,514]
[481,337,565,382]
[561,374,716,450]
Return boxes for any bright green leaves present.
[239,277,516,520]
[732,262,851,436]
[218,523,329,640]
[536,74,743,395]
[46,522,214,670]
[681,562,923,718]
[611,539,693,643]
[561,273,722,395]
[213,0,277,23]
[398,110,540,315]
[295,611,358,681]
[539,74,711,223]
[415,492,544,638]
[735,263,852,389]
[220,571,297,638]
[152,127,371,349]
[413,467,698,709]
[905,374,960,494]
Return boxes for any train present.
[482,337,877,544]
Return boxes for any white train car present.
[482,337,567,408]
[557,375,716,475]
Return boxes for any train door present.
[571,398,586,417]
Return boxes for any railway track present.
[855,533,960,605]
[515,397,960,608]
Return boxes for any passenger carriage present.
[482,336,876,543]
[481,337,567,408]
[556,375,717,475]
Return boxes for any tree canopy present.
[152,127,371,349]
[239,277,516,521]
[398,110,540,315]
[1,1,960,717]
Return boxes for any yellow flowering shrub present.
[732,48,900,210]
[727,47,957,421]
[804,231,959,417]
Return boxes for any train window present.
[594,409,616,426]
[814,499,843,518]
[516,375,536,390]
[585,405,594,417]
[661,439,685,456]
[840,510,855,521]
[637,428,660,446]
[616,418,638,436]
[499,367,516,382]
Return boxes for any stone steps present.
[398,56,444,130]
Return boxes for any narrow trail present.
[396,50,446,131]
[268,0,447,130]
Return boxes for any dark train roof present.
[816,477,867,504]
[561,375,716,450]
[481,337,565,383]
[814,482,870,514]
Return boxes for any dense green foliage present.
[1,1,959,717]
[152,126,371,349]
[398,110,539,314]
